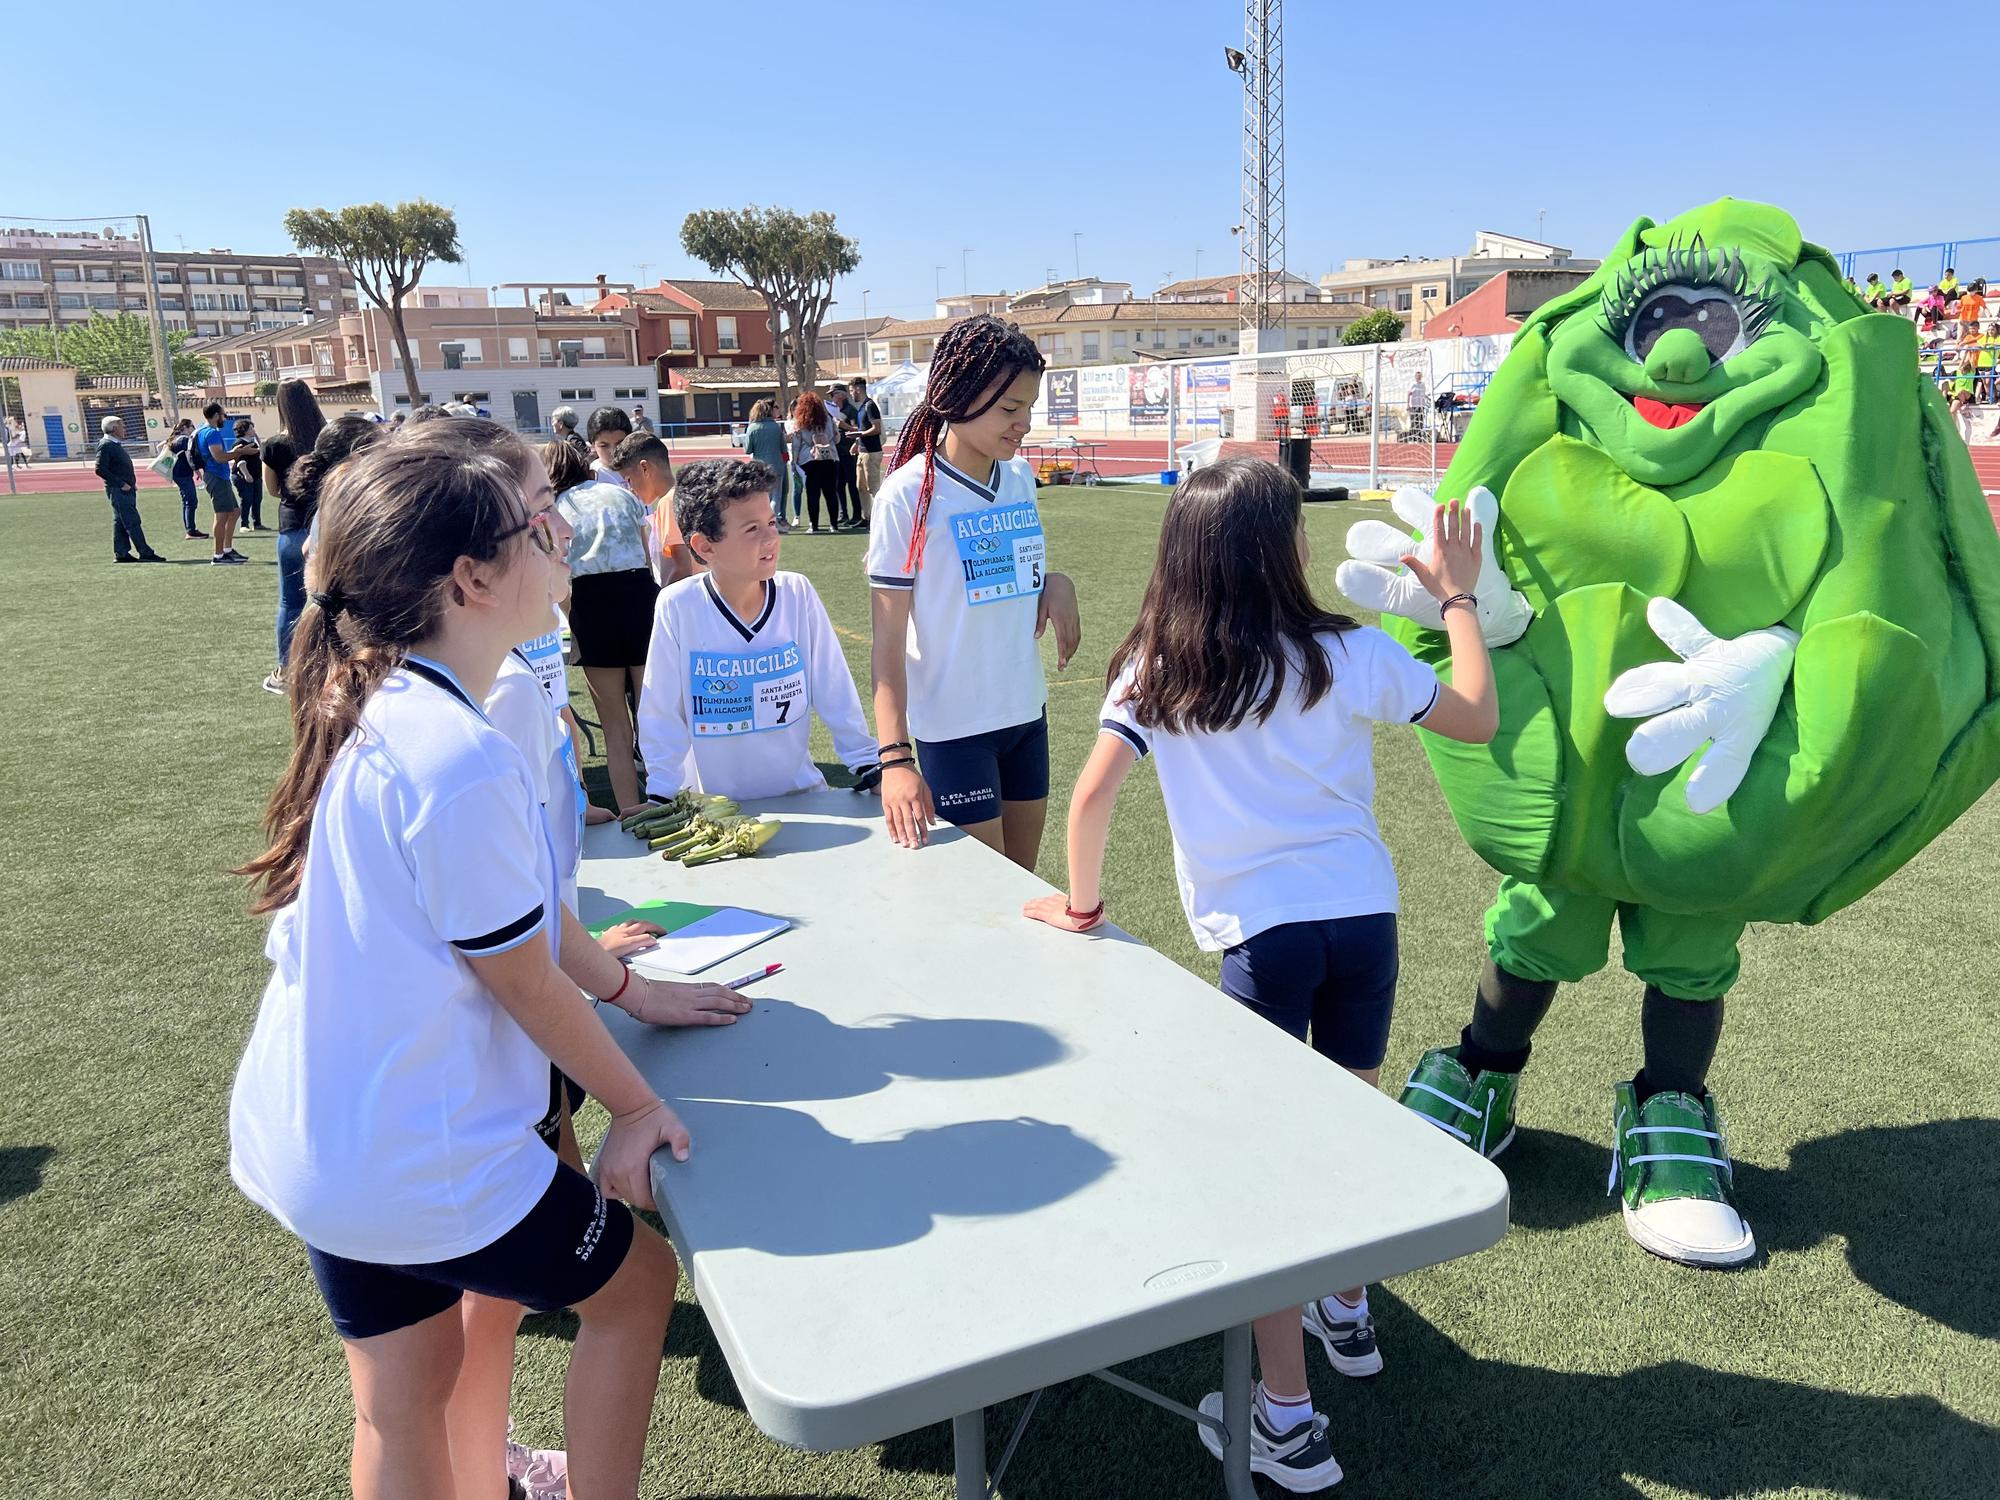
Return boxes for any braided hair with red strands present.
[886,314,1046,573]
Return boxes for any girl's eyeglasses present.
[498,509,566,559]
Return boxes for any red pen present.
[722,962,784,991]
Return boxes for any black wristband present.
[878,740,913,755]
[1440,592,1478,616]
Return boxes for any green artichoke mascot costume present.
[1337,199,2000,1266]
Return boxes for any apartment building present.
[1317,230,1597,337]
[0,226,358,339]
[590,276,775,373]
[1154,270,1320,304]
[867,297,1358,372]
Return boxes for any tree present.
[681,207,859,410]
[0,313,209,391]
[284,201,460,404]
[1343,309,1404,347]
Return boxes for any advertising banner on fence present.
[1181,359,1231,416]
[1078,366,1125,413]
[1129,364,1171,426]
[1044,368,1078,427]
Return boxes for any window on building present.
[1196,328,1215,347]
[17,292,45,309]
[318,298,332,311]
[1420,285,1439,301]
[188,270,210,285]
[279,274,298,287]
[456,391,492,404]
[916,339,934,360]
[508,337,529,363]
[872,347,888,366]
[716,316,738,350]
[1294,331,1308,349]
[582,336,606,359]
[1082,331,1100,360]
[1112,330,1127,349]
[668,318,692,349]
[123,297,146,310]
[54,267,79,282]
[1177,328,1192,350]
[393,346,422,370]
[155,270,175,283]
[421,294,440,308]
[1036,334,1052,353]
[1370,289,1392,309]
[57,293,85,309]
[451,338,484,365]
[87,268,112,282]
[558,388,596,401]
[220,272,240,284]
[314,272,329,286]
[538,338,553,361]
[1316,327,1331,347]
[160,297,183,311]
[195,322,219,336]
[1394,290,1413,312]
[2,260,40,281]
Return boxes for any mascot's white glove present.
[1336,484,1533,647]
[1604,597,1798,815]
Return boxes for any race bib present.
[689,643,808,735]
[952,500,1046,606]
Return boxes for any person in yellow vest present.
[1862,272,1887,308]
[1937,267,1959,301]
[1842,274,1862,299]
[1979,321,1999,403]
[1887,269,1914,311]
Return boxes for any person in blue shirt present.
[193,400,258,565]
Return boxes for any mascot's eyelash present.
[1600,232,1782,344]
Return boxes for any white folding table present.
[579,789,1507,1497]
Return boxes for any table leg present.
[953,1408,988,1500]
[1221,1323,1257,1500]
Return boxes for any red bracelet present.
[1066,899,1106,928]
[601,965,633,1006]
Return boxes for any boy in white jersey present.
[638,458,880,802]
[865,315,1081,870]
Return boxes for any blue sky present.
[12,1,1967,320]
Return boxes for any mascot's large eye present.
[1626,285,1745,364]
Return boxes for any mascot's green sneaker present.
[1398,1046,1518,1158]
[1609,1080,1756,1267]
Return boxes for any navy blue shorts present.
[534,1066,588,1149]
[914,711,1050,827]
[1219,912,1400,1070]
[305,1159,634,1341]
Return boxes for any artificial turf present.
[1,481,1993,1498]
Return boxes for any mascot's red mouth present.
[1631,394,1707,429]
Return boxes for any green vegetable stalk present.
[681,819,782,866]
[655,815,750,860]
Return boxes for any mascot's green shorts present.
[1336,198,2000,1266]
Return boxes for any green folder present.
[585,900,718,937]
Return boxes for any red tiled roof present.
[658,279,769,311]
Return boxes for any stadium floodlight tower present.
[1227,1,1285,354]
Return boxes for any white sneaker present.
[1196,1388,1343,1492]
[1303,1295,1383,1377]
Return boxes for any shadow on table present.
[691,997,1068,1103]
[1504,1120,2000,1338]
[663,1101,1114,1258]
[0,1145,54,1209]
[750,818,871,858]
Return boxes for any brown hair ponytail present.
[237,422,536,913]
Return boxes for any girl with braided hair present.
[865,314,1082,868]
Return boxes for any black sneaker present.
[1197,1390,1342,1492]
[114,555,139,563]
[224,548,249,561]
[186,529,209,539]
[1304,1296,1383,1377]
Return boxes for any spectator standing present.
[95,417,163,564]
[232,416,265,530]
[553,440,661,811]
[586,406,634,485]
[741,398,792,529]
[789,390,843,533]
[610,432,692,585]
[260,380,329,694]
[194,400,256,564]
[850,375,884,528]
[166,417,205,538]
[631,404,655,435]
[1406,372,1428,438]
[1981,321,1999,403]
[551,405,591,462]
[828,384,862,529]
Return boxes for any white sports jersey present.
[1099,627,1439,952]
[638,571,876,801]
[230,656,560,1263]
[512,610,583,906]
[864,451,1048,742]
